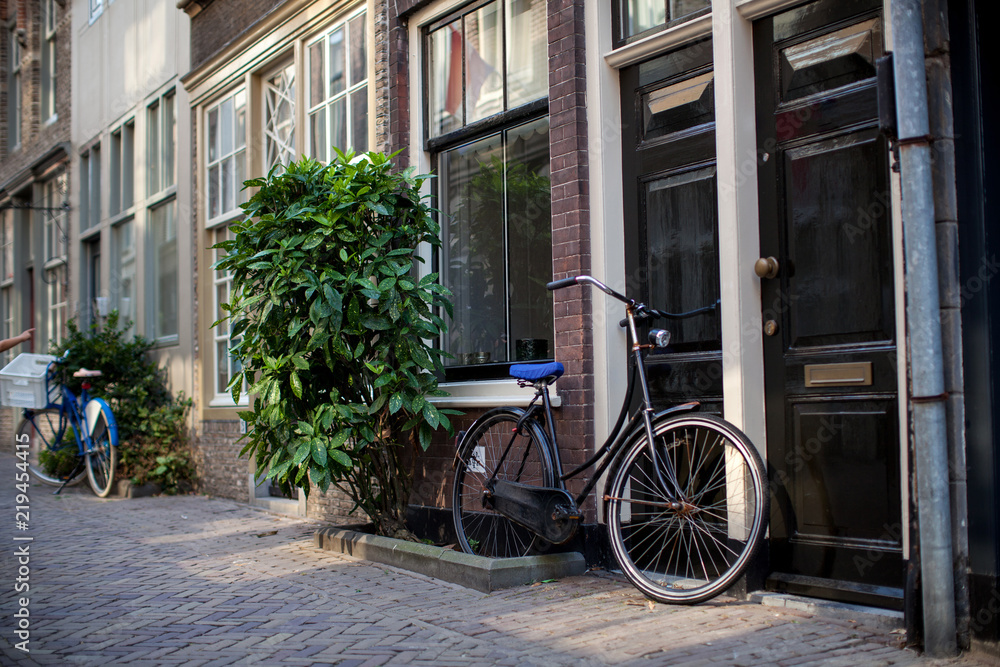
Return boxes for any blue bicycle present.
[17,355,119,497]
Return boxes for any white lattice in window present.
[265,64,296,171]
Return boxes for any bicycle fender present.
[84,398,119,446]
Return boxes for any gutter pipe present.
[891,0,957,656]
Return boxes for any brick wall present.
[193,420,248,501]
[189,0,286,73]
[0,0,72,182]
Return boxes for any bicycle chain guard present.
[485,479,581,544]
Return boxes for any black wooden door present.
[621,40,722,413]
[754,0,903,605]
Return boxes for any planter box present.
[314,526,586,593]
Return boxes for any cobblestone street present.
[0,452,990,666]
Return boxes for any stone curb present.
[314,526,587,593]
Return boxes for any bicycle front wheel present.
[18,409,86,486]
[84,400,119,498]
[606,413,768,604]
[452,408,555,558]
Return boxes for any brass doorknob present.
[764,320,779,336]
[754,256,779,279]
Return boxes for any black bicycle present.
[452,275,768,604]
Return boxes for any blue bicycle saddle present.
[509,362,564,381]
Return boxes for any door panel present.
[622,41,723,411]
[755,0,903,603]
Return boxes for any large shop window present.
[307,10,367,161]
[425,0,552,381]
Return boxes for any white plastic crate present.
[0,354,57,409]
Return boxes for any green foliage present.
[39,438,80,479]
[50,312,194,491]
[148,453,194,495]
[216,150,457,537]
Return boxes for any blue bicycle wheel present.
[18,408,86,486]
[84,398,119,497]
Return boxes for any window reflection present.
[439,118,552,366]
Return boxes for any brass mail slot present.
[804,362,873,387]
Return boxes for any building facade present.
[1,0,73,439]
[3,0,999,657]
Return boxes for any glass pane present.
[148,103,160,192]
[111,132,121,216]
[439,133,505,365]
[216,283,228,326]
[310,108,327,162]
[506,0,547,108]
[645,166,720,348]
[164,96,175,187]
[427,21,462,138]
[222,157,233,213]
[642,71,714,140]
[91,148,101,227]
[329,27,346,97]
[235,90,246,150]
[151,201,178,339]
[309,39,325,107]
[220,97,234,157]
[671,0,711,21]
[123,123,134,209]
[505,118,553,360]
[786,136,891,345]
[349,13,366,87]
[209,165,220,218]
[625,0,666,37]
[234,149,245,206]
[351,88,368,153]
[217,340,230,395]
[780,19,880,102]
[330,98,347,153]
[208,107,218,163]
[464,4,503,124]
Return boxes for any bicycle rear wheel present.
[84,400,118,498]
[18,409,86,486]
[606,413,768,604]
[452,408,555,558]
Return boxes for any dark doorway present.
[754,0,903,607]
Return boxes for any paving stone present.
[0,452,990,666]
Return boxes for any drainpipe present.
[891,0,957,657]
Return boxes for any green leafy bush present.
[216,151,457,538]
[38,436,80,479]
[50,312,194,491]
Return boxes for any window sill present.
[209,396,249,408]
[605,13,712,69]
[428,379,561,409]
[152,335,179,348]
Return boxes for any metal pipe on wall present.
[890,0,957,656]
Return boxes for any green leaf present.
[330,449,352,468]
[290,371,303,398]
[423,402,441,430]
[388,393,404,414]
[293,441,312,466]
[311,439,328,466]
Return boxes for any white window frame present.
[89,0,103,24]
[80,145,101,231]
[41,0,57,123]
[110,119,135,218]
[111,217,135,332]
[1,208,13,285]
[147,91,176,198]
[205,89,247,227]
[305,8,369,161]
[210,226,248,406]
[263,61,297,172]
[147,198,178,344]
[43,173,68,347]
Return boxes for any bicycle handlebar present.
[548,275,720,327]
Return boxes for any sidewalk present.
[0,452,990,666]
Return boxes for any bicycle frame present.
[505,276,709,510]
[26,364,99,458]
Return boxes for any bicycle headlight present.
[649,329,671,348]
